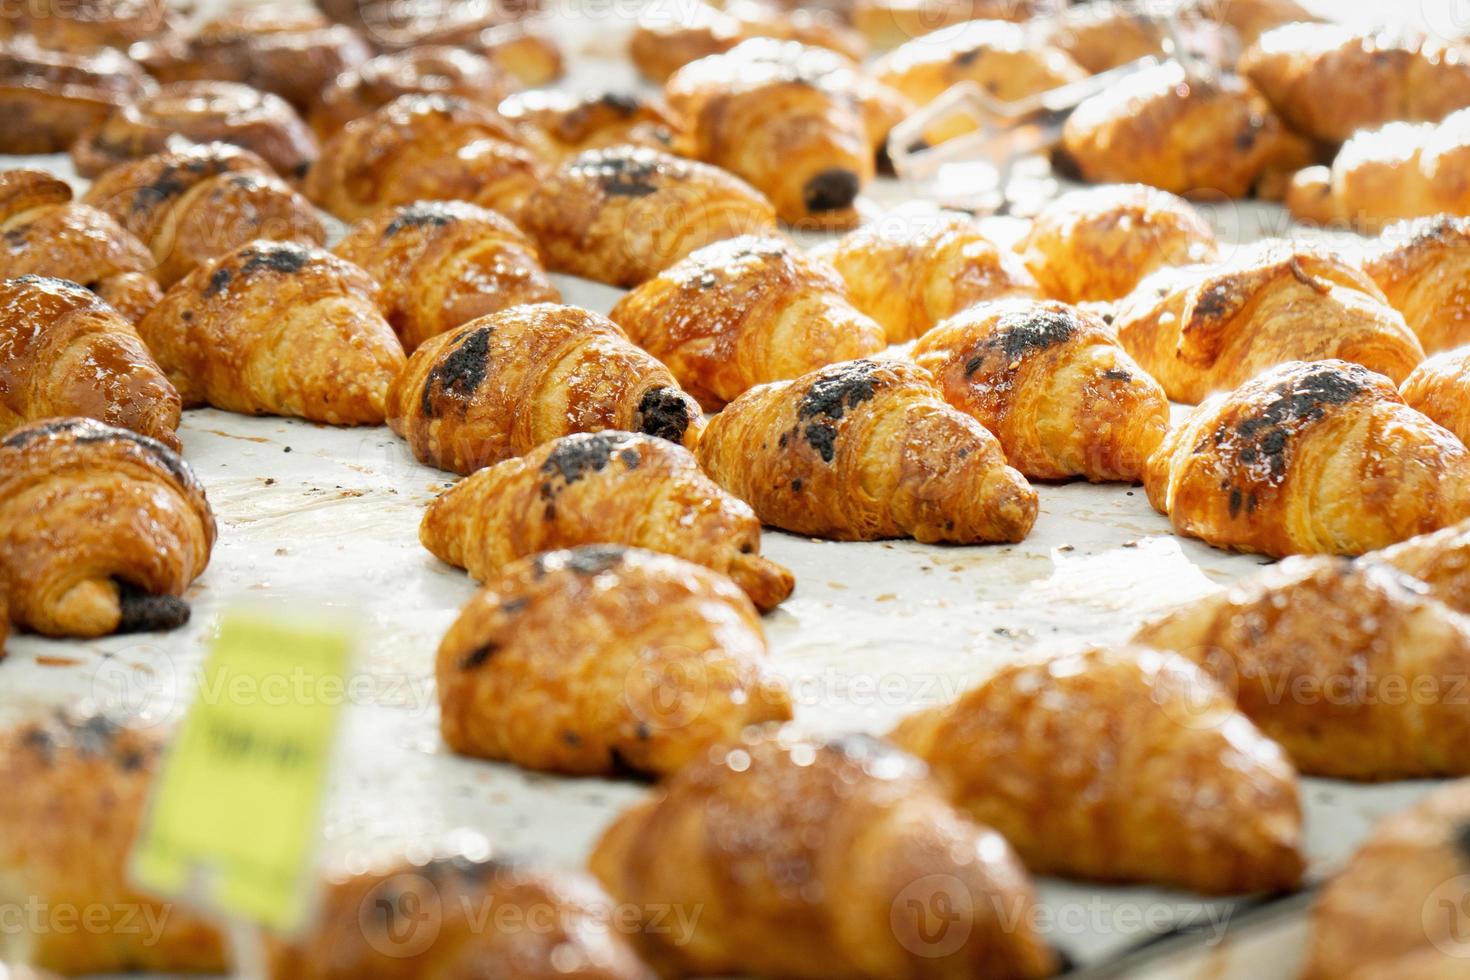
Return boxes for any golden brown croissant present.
[1401,348,1470,447]
[0,418,214,638]
[1145,359,1470,558]
[497,90,679,161]
[609,235,885,410]
[0,714,226,974]
[517,146,777,288]
[911,299,1170,483]
[1374,518,1470,616]
[437,545,792,777]
[1015,183,1219,305]
[0,0,167,51]
[1136,557,1470,780]
[318,0,527,50]
[422,431,794,610]
[303,93,544,224]
[1111,242,1424,403]
[813,212,1039,342]
[629,0,865,83]
[471,20,565,87]
[308,46,517,139]
[1044,3,1164,74]
[590,729,1057,979]
[388,303,705,475]
[848,0,1039,50]
[0,275,181,450]
[1061,62,1310,198]
[71,80,319,180]
[891,646,1305,892]
[139,240,404,424]
[697,358,1037,542]
[81,143,327,288]
[333,200,558,353]
[0,169,162,324]
[0,37,153,154]
[1362,216,1470,354]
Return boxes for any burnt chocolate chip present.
[384,201,460,237]
[539,432,637,490]
[802,168,860,213]
[459,642,499,670]
[559,544,628,576]
[204,265,233,297]
[239,242,311,278]
[114,580,191,634]
[606,746,657,782]
[635,387,694,444]
[804,421,837,463]
[421,327,493,417]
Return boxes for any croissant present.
[517,146,777,288]
[472,20,565,87]
[0,170,162,324]
[813,212,1039,342]
[71,80,319,180]
[332,200,558,353]
[318,0,518,50]
[1400,348,1470,448]
[1145,359,1470,558]
[303,94,544,224]
[0,37,153,154]
[1015,184,1219,305]
[911,299,1170,482]
[697,358,1037,542]
[422,431,794,610]
[590,729,1057,979]
[497,90,679,161]
[0,418,214,638]
[0,714,226,974]
[1179,0,1318,46]
[1361,216,1470,354]
[1043,3,1164,74]
[81,143,327,288]
[1111,242,1424,403]
[848,0,1039,50]
[308,46,517,139]
[0,276,181,450]
[1374,519,1470,616]
[0,0,167,51]
[629,0,865,83]
[139,240,405,424]
[388,303,704,475]
[1135,557,1470,780]
[891,646,1305,892]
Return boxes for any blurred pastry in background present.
[0,0,169,52]
[629,0,865,83]
[498,89,679,160]
[1364,216,1470,355]
[1044,2,1164,74]
[308,46,517,139]
[0,38,153,154]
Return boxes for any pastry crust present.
[1363,216,1470,353]
[422,431,794,611]
[911,299,1170,482]
[0,0,168,51]
[1401,348,1470,447]
[610,235,886,409]
[697,358,1037,542]
[849,0,1039,50]
[497,90,679,160]
[1044,3,1164,74]
[1145,359,1470,558]
[387,303,705,475]
[873,19,1086,110]
[629,0,864,83]
[1181,0,1317,46]
[139,240,405,424]
[891,645,1305,892]
[308,46,516,139]
[1375,518,1470,616]
[518,146,776,288]
[0,418,214,638]
[0,38,152,154]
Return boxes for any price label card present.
[131,610,354,933]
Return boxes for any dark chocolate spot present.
[1456,821,1470,866]
[802,168,860,213]
[1103,368,1133,382]
[563,731,582,746]
[557,544,628,576]
[804,422,837,463]
[606,746,657,782]
[239,242,312,278]
[2,418,195,489]
[115,580,191,634]
[420,326,492,417]
[204,265,233,297]
[1194,282,1232,319]
[578,150,662,197]
[988,307,1077,364]
[596,91,641,114]
[791,478,803,492]
[459,642,498,670]
[384,201,460,237]
[1226,364,1368,481]
[635,387,694,444]
[539,432,638,491]
[795,360,880,463]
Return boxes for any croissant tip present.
[114,580,191,634]
[802,168,860,214]
[729,553,795,613]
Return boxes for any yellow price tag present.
[131,610,354,933]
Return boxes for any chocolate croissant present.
[0,418,214,638]
[0,714,226,974]
[303,93,544,224]
[0,169,162,323]
[308,46,516,139]
[1112,242,1424,403]
[388,303,704,475]
[1145,359,1470,558]
[0,37,153,154]
[911,299,1170,483]
[333,200,558,352]
[497,90,679,161]
[82,143,327,288]
[629,0,865,83]
[813,212,1040,342]
[422,431,794,610]
[609,235,885,409]
[517,146,777,288]
[139,240,405,425]
[590,730,1057,979]
[1136,557,1470,780]
[1363,216,1470,354]
[697,358,1037,543]
[1015,183,1219,305]
[0,276,181,450]
[892,646,1305,892]
[1400,348,1470,448]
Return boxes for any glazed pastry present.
[1015,184,1219,304]
[1401,348,1470,447]
[0,38,153,154]
[1375,519,1470,616]
[473,21,565,87]
[320,0,520,50]
[303,94,543,224]
[892,646,1305,892]
[422,431,794,611]
[813,212,1039,342]
[1044,3,1164,74]
[911,300,1170,482]
[697,358,1037,543]
[82,143,327,288]
[0,715,225,973]
[518,146,776,288]
[849,0,1039,50]
[71,80,319,180]
[609,235,886,409]
[497,90,678,160]
[0,418,214,638]
[333,200,558,352]
[1061,62,1310,198]
[308,46,516,139]
[1364,216,1470,354]
[590,730,1057,979]
[1111,242,1423,403]
[0,276,180,450]
[0,0,168,51]
[1136,557,1470,780]
[1180,0,1318,46]
[1145,359,1470,558]
[139,241,405,425]
[629,0,865,83]
[388,304,704,475]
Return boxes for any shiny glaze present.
[0,37,152,153]
[1365,215,1470,353]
